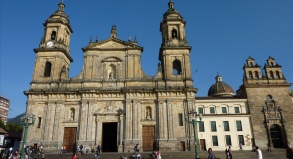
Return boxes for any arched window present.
[146,106,152,120]
[108,64,116,79]
[51,31,56,40]
[249,62,253,67]
[44,62,52,77]
[255,71,259,79]
[270,62,274,66]
[70,108,75,120]
[171,29,178,38]
[248,71,253,79]
[269,71,274,79]
[173,60,182,75]
[276,71,280,79]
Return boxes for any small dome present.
[208,75,234,97]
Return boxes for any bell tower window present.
[255,71,259,79]
[173,60,182,75]
[44,62,52,77]
[269,71,274,79]
[172,29,178,38]
[248,71,253,79]
[51,31,56,40]
[276,71,280,79]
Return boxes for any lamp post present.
[20,114,36,159]
[185,110,202,159]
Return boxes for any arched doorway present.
[270,124,284,148]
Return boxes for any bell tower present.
[159,0,193,88]
[32,2,73,82]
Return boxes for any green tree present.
[5,123,22,132]
[0,119,5,129]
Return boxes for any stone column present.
[79,101,87,141]
[132,100,137,139]
[46,102,56,141]
[167,100,174,139]
[118,113,124,152]
[125,99,132,140]
[52,103,61,140]
[94,116,99,145]
[86,102,92,140]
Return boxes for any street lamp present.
[185,110,202,159]
[20,114,36,159]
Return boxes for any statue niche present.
[146,106,152,120]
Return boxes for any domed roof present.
[44,2,72,32]
[208,75,234,97]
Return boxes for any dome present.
[44,2,72,32]
[208,75,234,97]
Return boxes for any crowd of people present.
[2,142,292,159]
[0,145,46,159]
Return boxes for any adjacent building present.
[0,96,10,124]
[23,1,292,153]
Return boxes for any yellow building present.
[24,1,292,153]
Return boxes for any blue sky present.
[1,0,292,118]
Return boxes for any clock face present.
[46,41,54,48]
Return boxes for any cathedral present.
[24,1,292,153]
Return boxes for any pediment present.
[82,38,143,52]
[93,40,126,49]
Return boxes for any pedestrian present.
[97,145,101,153]
[41,152,46,159]
[136,144,140,152]
[134,144,137,152]
[94,151,99,159]
[83,145,87,154]
[60,145,64,155]
[287,147,293,159]
[225,147,229,159]
[79,144,83,155]
[156,151,161,159]
[239,143,243,150]
[207,148,216,159]
[228,146,232,159]
[255,146,263,159]
[268,146,272,152]
[72,153,77,159]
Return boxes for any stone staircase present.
[44,149,287,159]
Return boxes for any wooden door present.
[143,126,155,151]
[180,141,185,151]
[200,139,206,151]
[63,127,77,153]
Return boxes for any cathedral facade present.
[24,1,292,153]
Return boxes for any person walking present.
[255,146,263,159]
[41,152,46,159]
[207,148,216,159]
[79,144,83,155]
[287,147,293,159]
[225,147,229,159]
[97,145,102,153]
[94,151,99,159]
[228,146,232,159]
[72,153,77,159]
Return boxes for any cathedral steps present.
[45,149,287,159]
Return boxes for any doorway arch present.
[270,124,284,148]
